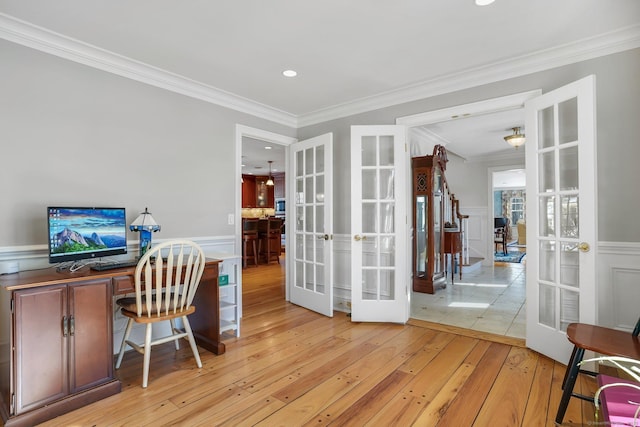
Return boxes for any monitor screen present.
[48,207,127,263]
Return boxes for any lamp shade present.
[130,207,161,232]
[504,127,525,148]
[266,160,274,186]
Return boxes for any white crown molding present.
[0,13,298,128]
[298,24,640,127]
[1,13,639,130]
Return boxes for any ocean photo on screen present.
[49,208,127,255]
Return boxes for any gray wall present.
[298,48,640,242]
[0,40,295,247]
[2,39,639,248]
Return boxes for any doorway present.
[235,125,295,315]
[491,168,526,264]
[396,91,540,338]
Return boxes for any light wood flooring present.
[36,258,600,426]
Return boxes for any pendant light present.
[504,127,526,149]
[266,161,274,186]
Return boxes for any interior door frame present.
[235,125,297,299]
[489,166,526,261]
[395,90,541,310]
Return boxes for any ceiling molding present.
[397,90,541,127]
[0,13,298,128]
[466,150,524,164]
[298,24,640,127]
[1,13,639,130]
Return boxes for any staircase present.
[440,155,482,277]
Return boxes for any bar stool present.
[258,218,282,264]
[242,219,259,268]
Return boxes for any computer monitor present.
[494,217,508,228]
[47,207,127,263]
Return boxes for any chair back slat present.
[133,240,206,318]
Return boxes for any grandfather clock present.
[412,145,448,294]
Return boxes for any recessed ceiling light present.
[264,146,272,150]
[282,69,297,77]
[475,0,495,5]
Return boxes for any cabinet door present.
[14,285,68,414]
[68,278,113,393]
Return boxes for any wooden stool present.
[242,219,259,268]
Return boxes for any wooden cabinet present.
[274,173,285,198]
[412,146,449,294]
[2,278,118,426]
[13,279,113,415]
[0,259,222,426]
[242,175,274,208]
[242,175,256,207]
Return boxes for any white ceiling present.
[1,1,639,163]
[242,137,286,176]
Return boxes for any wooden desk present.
[0,259,221,427]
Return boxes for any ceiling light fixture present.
[266,161,274,186]
[504,127,526,149]
[475,0,495,5]
[282,69,297,77]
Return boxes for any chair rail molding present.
[0,236,237,273]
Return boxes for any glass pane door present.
[525,76,597,364]
[351,125,408,323]
[289,134,333,317]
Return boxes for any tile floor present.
[410,260,526,339]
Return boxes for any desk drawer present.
[113,276,134,294]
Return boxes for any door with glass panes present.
[350,125,409,323]
[289,133,333,317]
[525,76,597,364]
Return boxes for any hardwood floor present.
[36,258,600,426]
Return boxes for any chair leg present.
[142,323,153,388]
[182,316,202,368]
[170,319,180,350]
[115,317,134,369]
[561,346,580,390]
[242,238,248,268]
[555,346,585,424]
[252,240,257,266]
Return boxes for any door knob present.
[317,234,329,240]
[578,242,590,252]
[354,235,367,241]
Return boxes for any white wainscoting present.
[3,237,638,335]
[461,207,490,263]
[597,242,640,331]
[330,235,640,328]
[332,234,352,313]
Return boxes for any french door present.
[525,75,597,363]
[350,125,409,323]
[289,133,334,317]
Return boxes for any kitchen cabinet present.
[242,175,274,208]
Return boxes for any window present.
[511,197,525,225]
